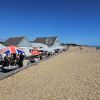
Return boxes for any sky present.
[0,0,100,45]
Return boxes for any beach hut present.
[31,36,61,53]
[4,36,32,47]
[31,36,61,47]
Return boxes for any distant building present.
[31,36,61,49]
[4,36,32,47]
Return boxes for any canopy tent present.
[50,46,65,50]
[39,48,55,53]
[38,46,65,53]
[0,45,25,55]
[31,50,42,55]
[20,47,33,56]
[39,48,49,51]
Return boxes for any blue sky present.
[0,0,100,45]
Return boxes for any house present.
[31,36,61,49]
[4,36,32,47]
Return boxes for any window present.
[46,38,52,44]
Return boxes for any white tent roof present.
[39,47,55,53]
[31,43,48,48]
[20,47,32,56]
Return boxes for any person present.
[40,55,42,60]
[13,53,16,60]
[8,54,16,66]
[3,55,9,67]
[29,56,35,64]
[0,54,3,66]
[19,53,24,67]
[16,54,20,66]
[0,54,3,61]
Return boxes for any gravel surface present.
[0,51,100,100]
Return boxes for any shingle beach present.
[0,48,100,100]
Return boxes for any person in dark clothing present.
[8,54,16,66]
[29,56,35,64]
[3,56,9,67]
[40,55,43,60]
[19,53,24,67]
[12,54,17,66]
[13,54,16,60]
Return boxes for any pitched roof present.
[33,37,57,47]
[4,37,24,46]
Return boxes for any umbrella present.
[31,50,42,55]
[0,45,25,54]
